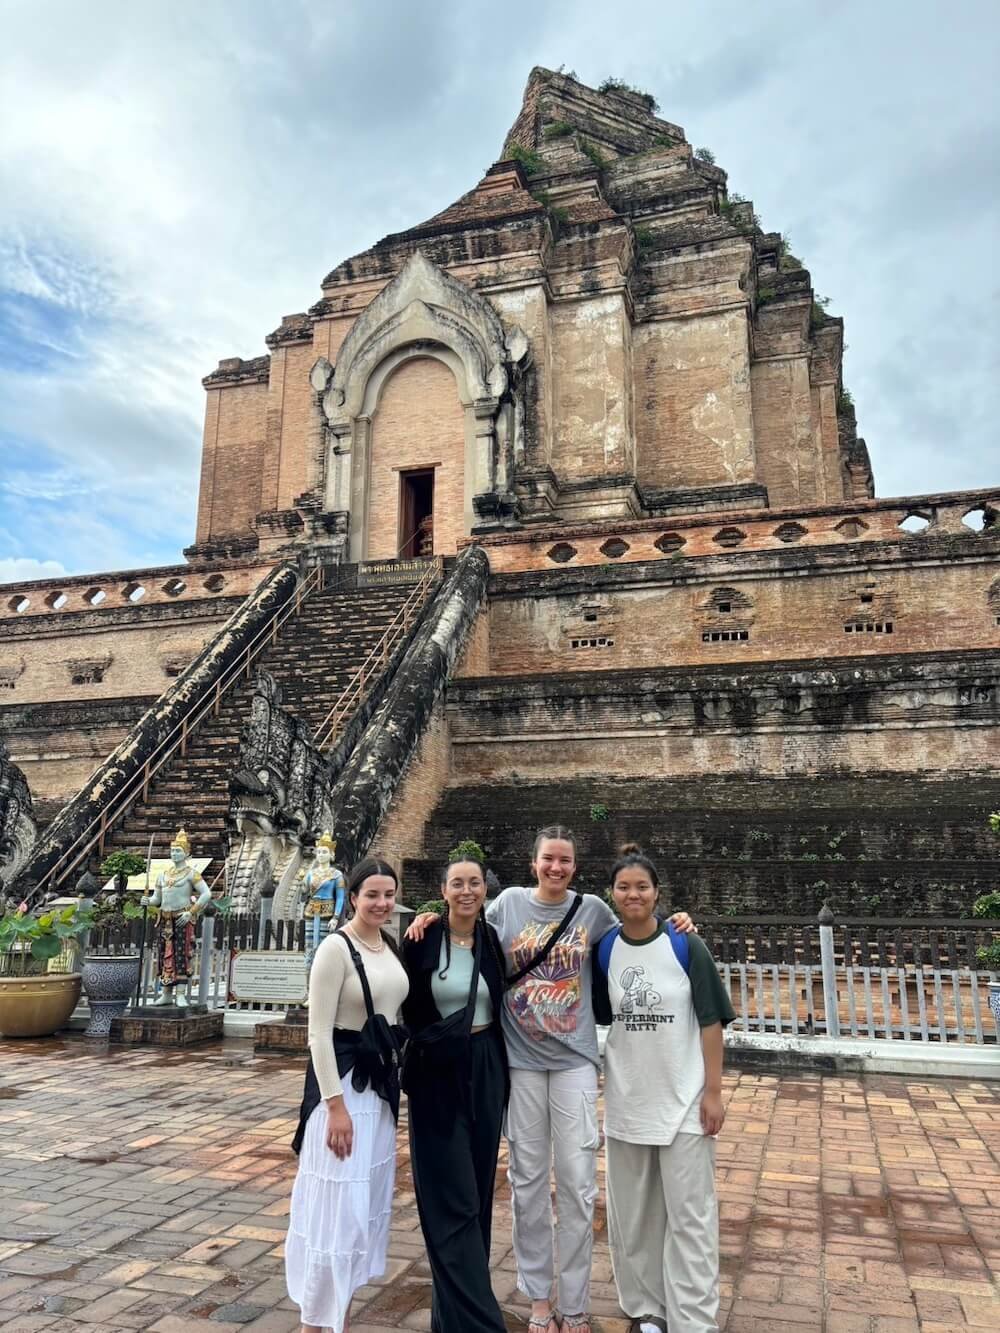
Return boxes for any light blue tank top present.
[430,937,493,1025]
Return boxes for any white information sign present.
[230,950,309,1004]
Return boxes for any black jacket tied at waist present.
[291,1016,405,1155]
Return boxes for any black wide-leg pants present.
[408,1028,508,1333]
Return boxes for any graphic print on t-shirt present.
[508,921,589,1038]
[611,956,676,1033]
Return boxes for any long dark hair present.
[438,852,506,982]
[609,842,660,888]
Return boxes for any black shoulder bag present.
[505,892,584,989]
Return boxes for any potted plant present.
[0,902,91,1038]
[79,852,149,1037]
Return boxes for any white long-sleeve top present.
[307,931,409,1099]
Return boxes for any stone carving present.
[0,734,37,900]
[227,671,333,915]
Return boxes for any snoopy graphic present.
[618,965,661,1013]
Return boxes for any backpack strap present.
[595,924,622,980]
[666,920,691,974]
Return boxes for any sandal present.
[527,1316,560,1333]
[559,1316,591,1333]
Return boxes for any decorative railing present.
[81,908,999,1045]
[313,557,443,750]
[29,563,329,899]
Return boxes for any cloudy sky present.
[1,0,997,582]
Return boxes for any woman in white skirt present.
[286,856,409,1333]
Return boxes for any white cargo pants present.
[506,1064,600,1317]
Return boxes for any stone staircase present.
[402,774,1000,917]
[102,578,419,876]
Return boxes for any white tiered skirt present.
[285,1080,397,1331]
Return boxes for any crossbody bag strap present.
[460,926,484,1034]
[506,893,583,988]
[336,929,377,1022]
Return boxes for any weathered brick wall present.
[260,341,322,513]
[4,698,150,806]
[373,702,451,899]
[750,356,825,506]
[366,356,467,558]
[550,295,632,479]
[196,379,269,540]
[480,553,1000,676]
[633,310,756,491]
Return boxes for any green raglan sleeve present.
[687,934,736,1028]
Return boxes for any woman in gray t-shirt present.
[409,824,693,1333]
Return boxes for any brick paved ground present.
[0,1039,997,1332]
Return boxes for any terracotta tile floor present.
[0,1039,997,1331]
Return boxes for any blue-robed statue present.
[302,832,346,966]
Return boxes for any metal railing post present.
[818,902,840,1038]
[197,914,215,1007]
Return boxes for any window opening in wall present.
[570,637,615,649]
[717,601,732,614]
[71,667,105,685]
[399,468,435,558]
[8,596,29,614]
[860,593,874,604]
[844,621,893,634]
[702,629,749,643]
[583,610,598,623]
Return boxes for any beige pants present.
[606,1132,719,1332]
[506,1064,600,1316]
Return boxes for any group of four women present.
[285,826,735,1333]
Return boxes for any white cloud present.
[0,0,997,580]
[0,557,67,585]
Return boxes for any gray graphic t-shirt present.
[487,886,617,1070]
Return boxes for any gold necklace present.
[449,931,473,949]
[346,923,384,953]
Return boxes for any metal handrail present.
[313,557,442,751]
[35,562,328,897]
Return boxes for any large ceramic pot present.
[81,954,142,1037]
[0,973,82,1038]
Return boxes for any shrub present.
[976,941,1000,971]
[416,899,446,917]
[504,142,545,176]
[449,839,487,865]
[598,77,659,113]
[580,139,609,170]
[972,890,1000,919]
[695,147,716,164]
[543,120,574,139]
[99,850,146,884]
[589,803,609,823]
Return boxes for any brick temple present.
[3,67,999,915]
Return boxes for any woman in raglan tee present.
[410,825,694,1333]
[593,844,735,1333]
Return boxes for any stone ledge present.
[110,1007,224,1046]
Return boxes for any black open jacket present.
[401,919,510,1113]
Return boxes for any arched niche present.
[311,250,529,560]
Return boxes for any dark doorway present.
[399,468,435,557]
